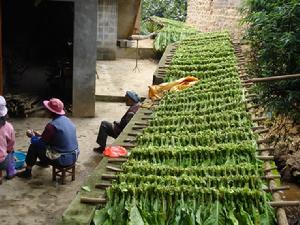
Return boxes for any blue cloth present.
[126,91,141,103]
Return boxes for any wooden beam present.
[80,197,107,204]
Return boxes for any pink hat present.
[0,96,8,117]
[43,98,65,115]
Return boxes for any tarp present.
[148,76,199,101]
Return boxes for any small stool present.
[52,164,75,185]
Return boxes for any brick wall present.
[97,0,118,60]
[187,0,243,40]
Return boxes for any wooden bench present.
[52,164,75,185]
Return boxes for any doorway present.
[2,0,74,116]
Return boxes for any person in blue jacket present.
[17,98,79,179]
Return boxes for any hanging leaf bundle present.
[93,32,276,225]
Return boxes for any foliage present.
[241,0,300,120]
[93,32,276,225]
[142,0,187,21]
[142,16,198,52]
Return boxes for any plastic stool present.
[52,164,75,184]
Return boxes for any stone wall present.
[187,0,243,40]
[97,0,118,60]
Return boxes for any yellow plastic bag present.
[148,76,199,100]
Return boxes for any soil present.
[257,111,300,224]
[0,102,128,225]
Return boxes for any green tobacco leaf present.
[203,201,225,225]
[239,207,254,225]
[93,209,109,225]
[129,204,145,225]
[227,209,239,225]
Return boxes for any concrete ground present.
[96,58,157,98]
[0,57,157,225]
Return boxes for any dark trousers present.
[96,121,118,148]
[25,144,58,167]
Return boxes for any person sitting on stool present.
[93,91,141,154]
[17,98,79,179]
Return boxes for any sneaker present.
[16,170,32,179]
[93,146,105,154]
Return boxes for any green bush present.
[241,0,300,119]
[142,0,187,21]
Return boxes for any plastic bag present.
[103,146,128,158]
[148,76,199,100]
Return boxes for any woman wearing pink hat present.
[17,98,79,179]
[0,96,16,183]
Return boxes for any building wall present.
[117,0,141,39]
[187,0,242,39]
[97,0,118,60]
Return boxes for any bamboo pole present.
[128,133,139,137]
[257,155,274,160]
[263,150,289,225]
[252,116,268,122]
[252,126,265,131]
[263,186,290,192]
[257,139,269,144]
[257,147,275,152]
[135,122,148,126]
[106,165,122,172]
[132,126,146,130]
[255,128,269,134]
[108,158,128,163]
[80,197,107,204]
[95,183,112,189]
[246,73,300,83]
[264,166,278,172]
[270,201,300,207]
[261,175,281,180]
[101,174,118,180]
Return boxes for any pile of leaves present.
[241,0,300,120]
[142,16,198,53]
[93,32,276,225]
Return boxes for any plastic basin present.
[15,151,26,170]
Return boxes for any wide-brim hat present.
[43,98,65,115]
[0,96,8,117]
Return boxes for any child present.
[0,96,16,180]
